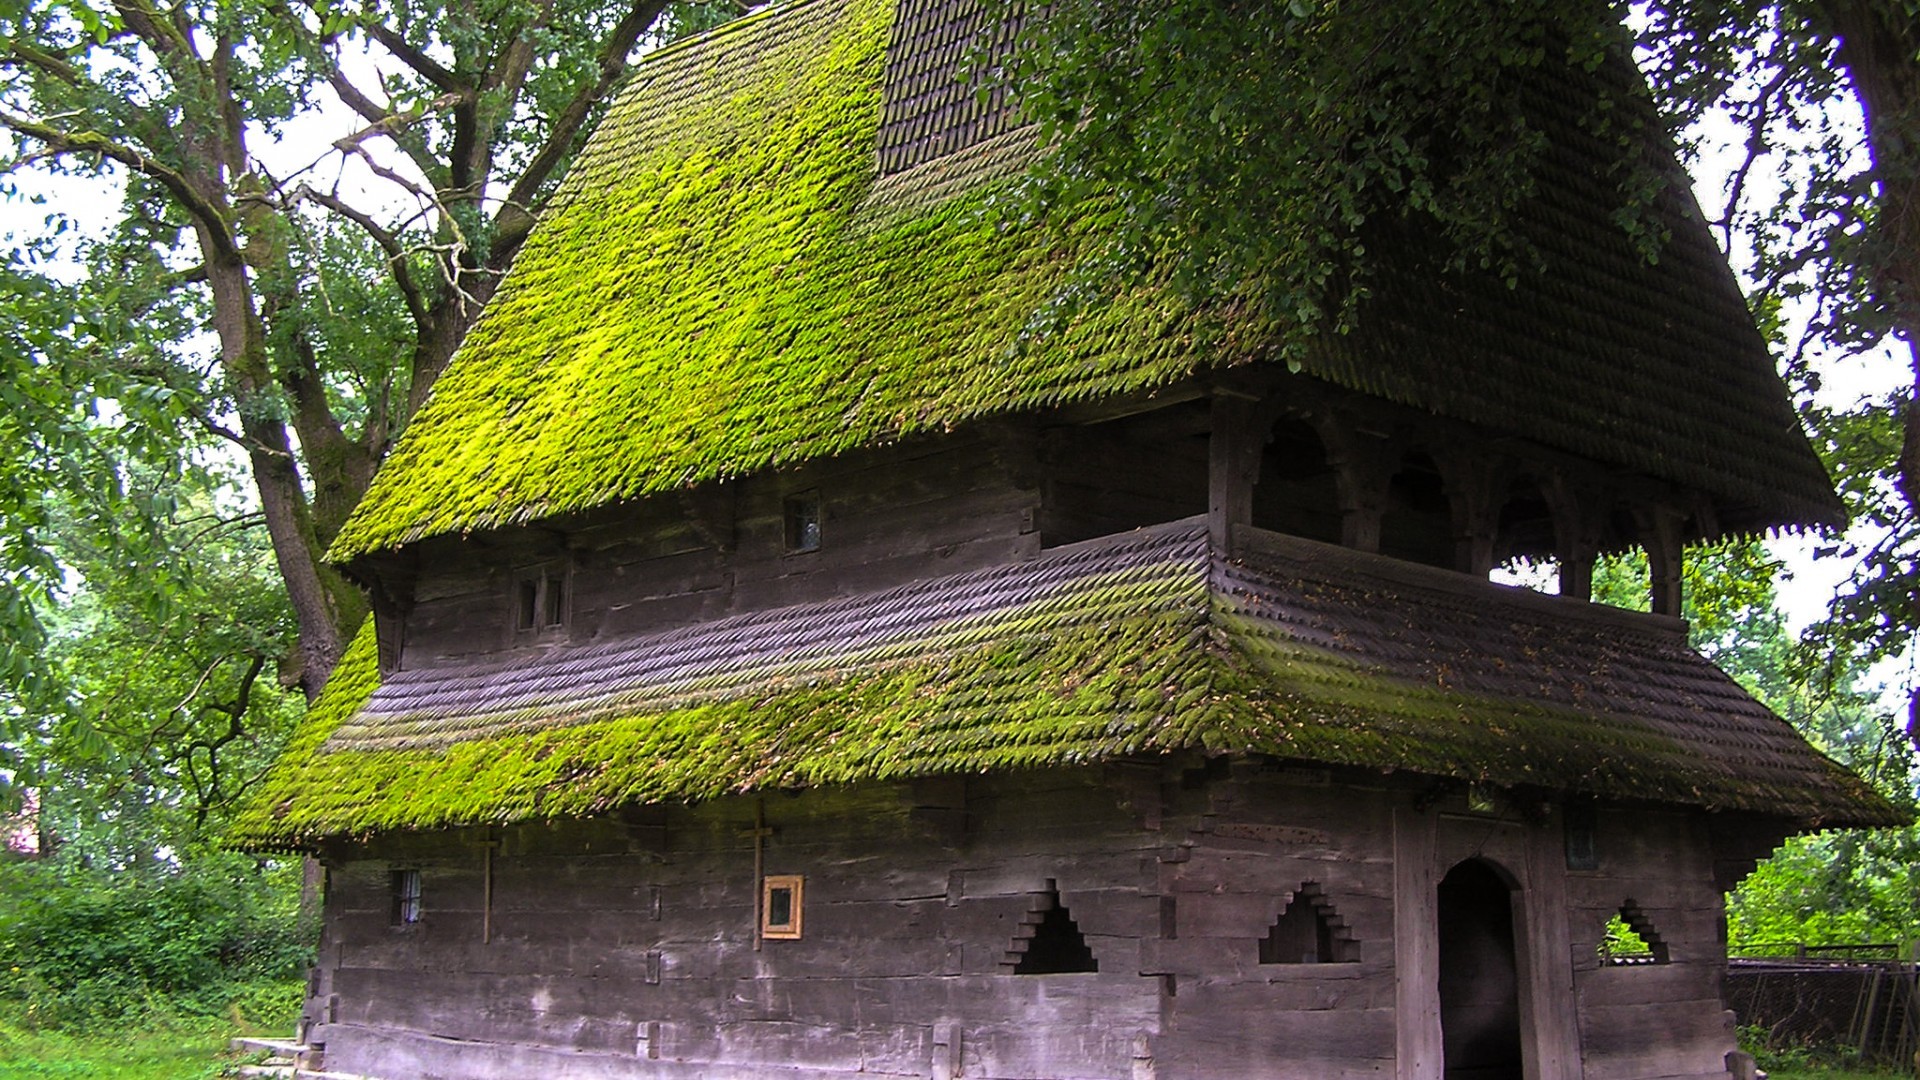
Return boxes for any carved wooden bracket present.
[1315,415,1399,554]
[1542,471,1610,601]
[1432,446,1513,576]
[616,804,669,853]
[366,552,419,675]
[677,480,737,554]
[1103,761,1166,831]
[1635,505,1689,617]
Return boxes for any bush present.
[0,850,311,1031]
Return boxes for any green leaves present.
[990,0,1635,357]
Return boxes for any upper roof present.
[325,0,1839,565]
[232,520,1898,846]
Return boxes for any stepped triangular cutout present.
[1600,900,1671,965]
[1259,882,1359,964]
[1005,880,1098,974]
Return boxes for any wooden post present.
[481,829,498,945]
[1393,806,1441,1080]
[1543,473,1606,602]
[1637,507,1686,618]
[1208,390,1264,552]
[1433,447,1509,577]
[743,801,774,951]
[1318,418,1398,555]
[1516,810,1580,1080]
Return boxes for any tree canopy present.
[0,0,745,848]
[0,0,741,707]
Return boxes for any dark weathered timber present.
[301,766,1765,1080]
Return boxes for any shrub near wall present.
[0,851,310,1030]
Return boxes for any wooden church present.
[233,0,1905,1075]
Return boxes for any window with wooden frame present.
[390,868,423,928]
[513,566,569,634]
[783,491,822,554]
[761,875,804,939]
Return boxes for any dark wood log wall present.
[1569,806,1745,1080]
[306,766,1748,1079]
[399,427,1044,670]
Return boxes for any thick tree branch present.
[495,0,671,253]
[0,41,83,85]
[297,185,429,328]
[366,22,460,92]
[1716,64,1791,248]
[324,70,454,190]
[109,0,193,60]
[326,67,391,129]
[0,112,240,261]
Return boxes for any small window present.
[762,874,804,939]
[514,568,568,633]
[1564,802,1599,871]
[541,571,566,627]
[1259,882,1360,964]
[390,869,422,927]
[783,491,822,554]
[1004,880,1098,974]
[515,579,538,632]
[1600,902,1670,966]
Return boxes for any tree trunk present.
[200,244,350,702]
[1825,0,1920,752]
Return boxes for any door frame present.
[1393,804,1583,1080]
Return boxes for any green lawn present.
[1757,1056,1914,1080]
[0,1023,241,1080]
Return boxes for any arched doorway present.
[1437,859,1524,1079]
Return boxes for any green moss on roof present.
[234,527,1899,848]
[330,0,1835,564]
[329,0,1207,561]
[233,566,1219,843]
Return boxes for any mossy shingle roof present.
[325,0,1838,565]
[233,520,1898,846]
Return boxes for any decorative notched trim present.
[1004,879,1098,974]
[1600,899,1671,966]
[1259,882,1360,964]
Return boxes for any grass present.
[0,1023,231,1080]
[1756,1049,1915,1080]
[0,998,297,1080]
[1758,1060,1912,1068]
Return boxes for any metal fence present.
[1725,949,1918,1067]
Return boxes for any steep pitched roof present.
[233,520,1899,846]
[326,0,1837,565]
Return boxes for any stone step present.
[230,1036,308,1057]
[234,1065,373,1080]
[228,1035,369,1078]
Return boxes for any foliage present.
[1742,1024,1914,1078]
[1599,911,1655,959]
[0,0,751,707]
[0,849,308,1032]
[0,458,306,863]
[0,1021,233,1080]
[1729,827,1920,947]
[997,0,1637,348]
